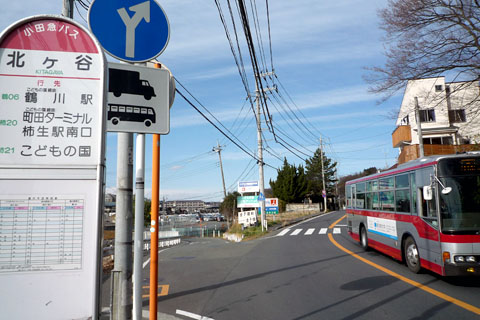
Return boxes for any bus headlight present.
[466,256,476,263]
[454,256,465,263]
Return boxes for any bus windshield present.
[439,175,480,234]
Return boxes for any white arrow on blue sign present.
[88,0,170,62]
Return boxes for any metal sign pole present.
[113,132,134,320]
[133,133,145,320]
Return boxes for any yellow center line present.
[141,284,169,298]
[327,215,480,315]
[329,214,346,229]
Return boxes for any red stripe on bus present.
[368,237,402,260]
[420,258,444,275]
[440,234,480,243]
[351,231,444,275]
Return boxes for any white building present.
[392,77,480,163]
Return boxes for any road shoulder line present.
[328,215,480,316]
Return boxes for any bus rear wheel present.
[360,226,369,251]
[404,237,421,273]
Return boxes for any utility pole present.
[213,142,227,198]
[113,133,134,320]
[255,72,276,231]
[320,137,327,213]
[255,84,266,231]
[414,97,425,158]
[62,0,74,18]
[335,170,339,210]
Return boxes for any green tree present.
[144,198,151,227]
[337,167,378,206]
[133,197,152,227]
[220,191,240,225]
[270,158,309,203]
[305,148,337,203]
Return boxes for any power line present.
[274,74,325,141]
[175,87,276,169]
[175,78,254,154]
[265,0,274,72]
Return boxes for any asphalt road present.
[139,210,480,319]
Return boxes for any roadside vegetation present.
[227,209,321,240]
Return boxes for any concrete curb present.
[142,309,183,320]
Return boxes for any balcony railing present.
[392,125,412,148]
[398,144,480,164]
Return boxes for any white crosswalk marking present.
[276,227,342,237]
[290,229,303,236]
[305,228,315,235]
[277,228,291,236]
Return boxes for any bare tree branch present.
[365,0,480,102]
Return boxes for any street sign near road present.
[107,62,170,133]
[265,198,279,214]
[265,207,279,215]
[238,180,259,193]
[237,195,259,208]
[89,0,170,62]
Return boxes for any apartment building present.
[166,200,205,213]
[392,77,480,163]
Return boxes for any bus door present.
[351,184,356,209]
[349,184,358,233]
[416,170,442,268]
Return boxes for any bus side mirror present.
[423,186,433,201]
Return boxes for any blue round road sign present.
[89,0,170,62]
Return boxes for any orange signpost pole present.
[149,64,162,319]
[149,133,160,319]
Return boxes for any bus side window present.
[410,173,417,214]
[419,187,438,227]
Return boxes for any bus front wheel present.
[360,226,369,251]
[404,237,421,273]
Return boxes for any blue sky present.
[1,0,401,202]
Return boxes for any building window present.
[449,109,466,123]
[400,115,409,125]
[435,85,443,92]
[419,109,436,122]
[423,136,453,145]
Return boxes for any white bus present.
[346,153,480,276]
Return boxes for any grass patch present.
[242,225,267,240]
[226,223,267,240]
[227,209,322,240]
